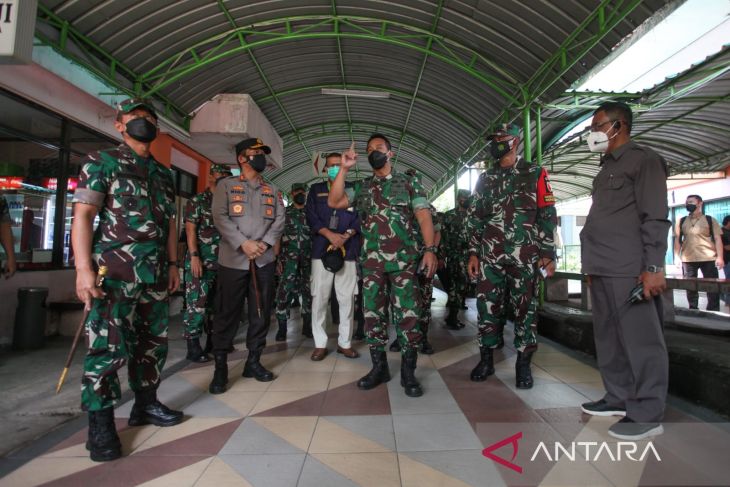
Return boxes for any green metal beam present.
[136,15,519,104]
[256,83,477,132]
[34,4,188,123]
[535,105,543,165]
[523,105,532,162]
[331,0,354,148]
[393,0,444,166]
[216,0,311,161]
[431,0,645,200]
[271,121,454,181]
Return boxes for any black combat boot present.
[357,348,391,390]
[128,390,183,427]
[242,349,274,382]
[275,318,288,341]
[352,318,366,340]
[302,314,313,338]
[515,348,536,389]
[209,351,228,395]
[470,346,494,381]
[420,326,434,355]
[389,338,401,352]
[186,337,210,363]
[87,408,122,462]
[445,307,464,330]
[400,349,423,397]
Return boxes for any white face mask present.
[587,122,619,153]
[587,130,609,153]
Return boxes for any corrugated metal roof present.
[39,0,672,193]
[539,45,730,200]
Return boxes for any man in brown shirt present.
[580,101,670,441]
[673,194,724,311]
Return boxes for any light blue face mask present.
[327,165,340,179]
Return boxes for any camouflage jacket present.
[0,195,10,224]
[74,144,176,283]
[280,205,311,260]
[467,158,557,265]
[346,170,430,272]
[184,189,220,269]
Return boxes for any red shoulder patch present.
[537,168,555,208]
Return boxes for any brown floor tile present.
[134,419,242,456]
[320,381,391,416]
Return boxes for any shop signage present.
[0,0,37,64]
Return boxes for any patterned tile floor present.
[0,290,723,487]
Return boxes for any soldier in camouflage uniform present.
[183,163,232,362]
[390,172,441,355]
[72,99,183,462]
[443,190,471,329]
[329,134,437,398]
[0,195,17,278]
[466,123,557,389]
[275,182,312,341]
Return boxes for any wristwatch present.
[422,245,438,254]
[646,265,664,273]
[345,228,356,236]
[190,251,200,257]
[168,260,178,266]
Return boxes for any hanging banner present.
[0,0,37,64]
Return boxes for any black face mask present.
[125,118,157,143]
[686,204,697,213]
[490,139,513,161]
[368,150,388,170]
[247,154,267,173]
[293,194,306,205]
[459,200,469,209]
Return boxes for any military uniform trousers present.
[590,276,668,422]
[183,267,217,339]
[82,278,169,411]
[418,274,434,332]
[363,262,422,350]
[275,256,312,321]
[476,261,538,351]
[212,263,276,353]
[446,258,467,309]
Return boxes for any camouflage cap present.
[457,189,471,199]
[210,163,233,176]
[116,98,157,119]
[487,122,520,140]
[291,182,308,192]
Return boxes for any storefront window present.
[0,89,116,270]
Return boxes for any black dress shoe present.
[128,400,183,427]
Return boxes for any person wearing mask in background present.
[274,183,313,340]
[328,134,437,398]
[467,123,557,390]
[72,98,182,462]
[209,138,285,394]
[306,153,362,360]
[580,101,670,440]
[183,163,232,362]
[674,195,724,311]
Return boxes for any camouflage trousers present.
[363,262,422,351]
[275,256,312,321]
[183,267,217,338]
[418,274,434,332]
[476,261,538,352]
[82,279,168,411]
[446,257,467,309]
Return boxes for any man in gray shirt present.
[580,101,670,441]
[209,138,285,394]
